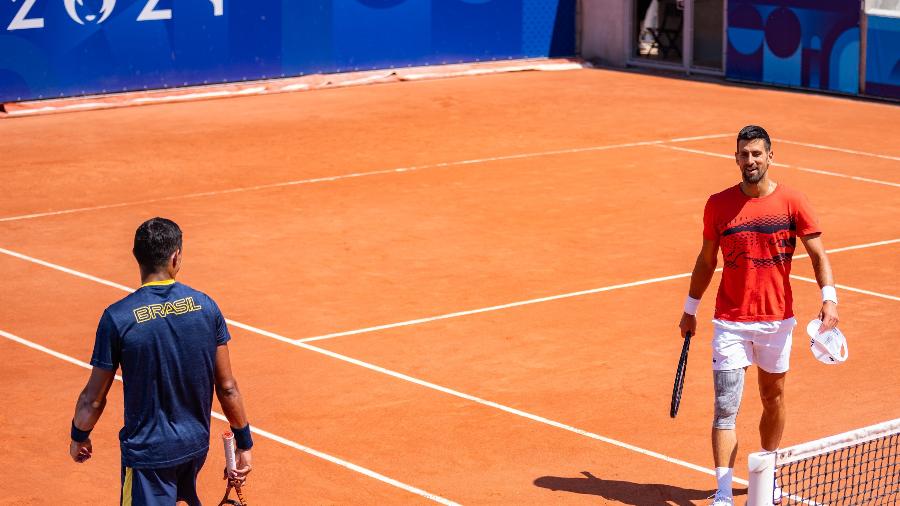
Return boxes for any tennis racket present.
[669,331,692,418]
[218,432,248,506]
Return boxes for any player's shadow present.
[534,471,747,506]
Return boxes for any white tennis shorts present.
[711,317,797,373]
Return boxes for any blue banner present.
[0,0,575,103]
[866,13,900,100]
[726,0,860,94]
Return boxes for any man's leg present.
[175,453,207,506]
[710,320,754,503]
[758,369,787,450]
[712,368,746,467]
[711,367,746,500]
[712,427,738,468]
[122,464,178,505]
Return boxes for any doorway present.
[630,0,725,74]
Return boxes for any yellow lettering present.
[173,298,188,314]
[133,306,152,323]
[132,298,201,323]
[149,304,165,319]
[187,297,202,312]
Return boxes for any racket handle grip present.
[223,432,237,472]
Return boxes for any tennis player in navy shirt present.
[69,217,253,505]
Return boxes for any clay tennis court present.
[1,67,898,504]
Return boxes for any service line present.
[790,275,900,302]
[294,238,900,343]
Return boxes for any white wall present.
[579,0,628,67]
[866,0,900,11]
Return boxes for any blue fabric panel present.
[726,0,860,94]
[432,0,521,62]
[865,13,900,99]
[0,0,575,102]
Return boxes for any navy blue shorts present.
[121,454,207,506]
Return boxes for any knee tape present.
[713,368,745,429]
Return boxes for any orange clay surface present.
[1,68,898,505]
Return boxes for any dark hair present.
[737,125,771,151]
[133,217,182,271]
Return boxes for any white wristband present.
[684,296,701,316]
[822,285,838,304]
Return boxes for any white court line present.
[777,139,900,163]
[790,275,900,302]
[0,328,459,506]
[799,238,900,255]
[295,338,747,485]
[295,238,900,343]
[657,145,900,189]
[5,235,893,347]
[0,247,135,291]
[0,133,731,223]
[2,241,898,489]
[0,247,745,486]
[297,272,694,343]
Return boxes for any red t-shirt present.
[703,184,821,321]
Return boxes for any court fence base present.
[0,58,589,119]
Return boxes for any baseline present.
[656,145,900,189]
[0,133,730,223]
[777,139,900,163]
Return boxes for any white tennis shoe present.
[708,492,734,506]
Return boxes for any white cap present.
[806,319,849,365]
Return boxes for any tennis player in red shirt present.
[678,126,840,506]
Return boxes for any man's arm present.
[69,367,116,463]
[215,344,252,484]
[679,237,719,338]
[800,233,839,332]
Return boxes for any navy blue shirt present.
[90,280,230,468]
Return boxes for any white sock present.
[716,467,733,496]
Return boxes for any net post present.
[747,451,776,506]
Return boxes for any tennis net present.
[747,418,900,505]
